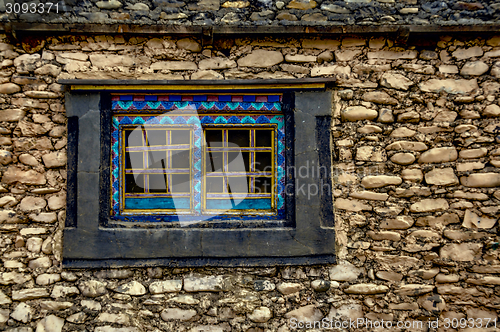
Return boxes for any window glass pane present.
[146,130,166,146]
[255,130,272,147]
[113,107,285,218]
[171,130,190,145]
[205,130,223,147]
[126,152,143,169]
[206,177,224,193]
[254,177,272,193]
[228,130,250,147]
[125,174,144,193]
[227,176,249,193]
[170,174,190,193]
[171,150,190,168]
[206,152,223,172]
[255,152,272,172]
[125,128,144,146]
[227,152,249,172]
[148,151,166,169]
[149,174,167,193]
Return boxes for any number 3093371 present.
[6,2,59,14]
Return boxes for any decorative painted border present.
[111,99,285,222]
[112,95,283,113]
[112,95,283,102]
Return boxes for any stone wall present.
[0,33,499,332]
[1,0,499,26]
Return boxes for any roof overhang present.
[3,23,500,36]
[58,78,335,93]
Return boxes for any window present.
[110,94,286,223]
[62,80,335,267]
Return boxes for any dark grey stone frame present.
[62,86,335,268]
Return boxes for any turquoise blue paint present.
[125,197,190,210]
[206,198,271,210]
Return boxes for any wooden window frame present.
[61,80,336,268]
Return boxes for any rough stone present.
[483,104,500,117]
[435,274,459,283]
[377,108,394,123]
[367,231,401,241]
[355,146,386,162]
[151,61,197,71]
[47,195,65,210]
[50,285,79,298]
[78,280,107,297]
[287,0,317,9]
[0,83,21,94]
[19,197,47,211]
[2,167,46,185]
[276,282,302,295]
[89,54,151,69]
[380,73,413,90]
[335,50,362,62]
[97,313,131,324]
[440,243,482,261]
[424,168,458,185]
[459,148,488,159]
[0,290,11,305]
[390,127,416,138]
[28,257,52,269]
[341,106,378,121]
[11,303,34,323]
[344,284,388,295]
[410,198,449,212]
[12,288,49,301]
[452,46,483,60]
[149,280,183,294]
[457,162,485,172]
[95,327,139,332]
[358,125,382,134]
[460,61,489,76]
[390,153,415,165]
[335,198,371,211]
[380,216,414,229]
[36,315,64,332]
[361,175,402,188]
[237,50,283,68]
[396,284,434,296]
[96,0,123,9]
[350,191,388,201]
[0,109,25,122]
[24,91,59,99]
[418,147,458,163]
[30,212,57,223]
[248,307,272,323]
[462,209,497,229]
[461,173,500,187]
[327,303,363,321]
[285,54,317,63]
[311,65,351,77]
[0,272,31,285]
[284,305,323,321]
[42,152,67,168]
[114,281,146,296]
[199,57,236,70]
[184,276,225,292]
[161,308,197,321]
[329,261,363,281]
[311,280,331,292]
[386,141,427,151]
[439,65,459,74]
[419,79,478,94]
